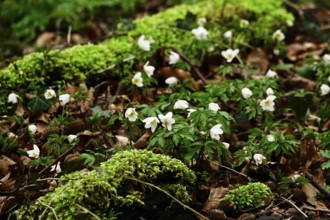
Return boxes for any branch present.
[127,177,209,220]
[39,201,59,220]
[76,204,101,220]
[171,47,207,84]
[38,144,76,175]
[304,171,330,199]
[281,196,308,218]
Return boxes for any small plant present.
[222,182,272,210]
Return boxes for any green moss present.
[222,182,272,209]
[0,0,293,114]
[18,149,196,219]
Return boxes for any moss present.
[222,182,272,209]
[0,0,293,114]
[18,149,196,219]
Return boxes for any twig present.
[218,164,255,182]
[38,144,76,175]
[284,0,304,20]
[76,204,101,220]
[171,47,207,84]
[127,177,209,220]
[39,201,59,220]
[304,171,330,199]
[281,196,308,218]
[67,25,72,45]
[40,185,68,219]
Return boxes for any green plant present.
[18,149,196,219]
[222,182,272,209]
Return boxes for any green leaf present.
[80,153,95,166]
[91,106,111,117]
[28,96,51,112]
[321,161,330,170]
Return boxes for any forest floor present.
[1,1,330,219]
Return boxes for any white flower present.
[138,35,153,51]
[221,48,239,63]
[208,103,220,113]
[50,162,62,173]
[59,94,70,106]
[28,124,37,134]
[191,26,209,40]
[8,92,19,104]
[240,19,249,28]
[260,95,276,112]
[44,89,56,99]
[266,69,277,78]
[142,117,159,133]
[320,84,330,96]
[169,51,180,64]
[125,108,138,122]
[253,153,266,165]
[197,17,207,26]
[208,45,215,52]
[165,77,179,86]
[68,134,77,143]
[323,54,330,65]
[267,134,275,142]
[132,72,143,87]
[241,88,253,99]
[223,30,232,39]
[187,108,197,117]
[27,144,40,159]
[222,142,230,149]
[273,49,280,56]
[174,100,189,110]
[266,88,274,96]
[210,124,224,140]
[143,61,155,77]
[272,29,285,41]
[287,20,294,27]
[292,174,301,182]
[158,112,175,131]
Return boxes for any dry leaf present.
[247,48,269,73]
[302,183,318,205]
[202,187,228,212]
[0,156,16,175]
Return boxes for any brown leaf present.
[65,152,81,162]
[300,139,320,169]
[202,187,228,212]
[0,173,16,192]
[302,183,318,205]
[35,32,55,46]
[133,132,150,149]
[247,48,269,73]
[0,156,16,175]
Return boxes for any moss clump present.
[222,182,272,209]
[0,0,293,114]
[18,149,196,219]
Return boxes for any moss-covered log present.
[18,149,196,219]
[0,0,293,114]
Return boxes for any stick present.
[39,201,59,220]
[76,204,101,220]
[127,177,209,220]
[171,47,207,84]
[304,171,330,199]
[38,145,76,175]
[281,196,308,218]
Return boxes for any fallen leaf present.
[202,187,228,212]
[247,48,269,73]
[302,183,318,205]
